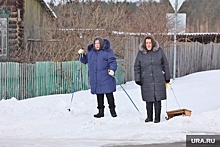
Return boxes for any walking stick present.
[67,54,82,111]
[114,76,142,116]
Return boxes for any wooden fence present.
[124,36,220,81]
[0,60,124,100]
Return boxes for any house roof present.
[113,31,220,43]
[39,0,57,18]
[174,33,220,44]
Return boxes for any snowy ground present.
[1,70,220,147]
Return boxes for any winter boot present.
[145,108,153,122]
[94,109,104,118]
[110,108,117,117]
[154,109,161,123]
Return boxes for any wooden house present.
[0,0,56,61]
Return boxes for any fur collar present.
[139,41,160,54]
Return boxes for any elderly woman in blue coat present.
[78,37,117,118]
[134,35,170,123]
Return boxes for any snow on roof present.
[52,29,220,38]
[113,31,220,37]
[167,32,220,36]
[40,0,57,18]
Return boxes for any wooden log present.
[9,29,17,33]
[9,20,17,24]
[9,34,17,39]
[9,40,18,46]
[8,24,17,29]
[9,13,18,18]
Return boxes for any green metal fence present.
[0,60,125,100]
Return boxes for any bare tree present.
[14,0,134,63]
[131,1,173,50]
[13,0,174,63]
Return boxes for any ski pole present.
[114,76,142,116]
[67,54,82,111]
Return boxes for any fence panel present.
[19,63,35,100]
[211,43,220,69]
[0,62,19,99]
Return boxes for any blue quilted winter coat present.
[80,39,117,94]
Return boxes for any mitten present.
[108,70,114,77]
[78,48,84,54]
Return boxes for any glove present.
[165,80,170,83]
[135,81,142,86]
[78,48,84,54]
[108,70,114,77]
[166,83,168,89]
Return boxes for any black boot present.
[145,108,153,122]
[154,109,161,123]
[106,93,117,118]
[94,109,104,118]
[110,108,117,117]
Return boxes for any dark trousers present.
[146,101,161,110]
[96,93,116,109]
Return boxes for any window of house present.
[0,18,7,56]
[0,8,9,58]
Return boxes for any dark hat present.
[93,36,104,49]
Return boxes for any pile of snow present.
[1,70,220,147]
